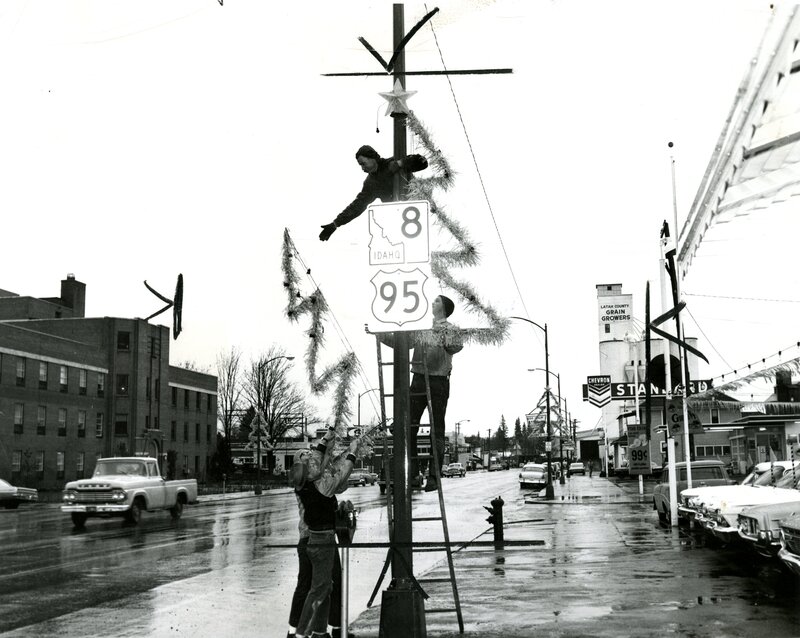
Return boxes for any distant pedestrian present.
[588,459,594,478]
[288,429,359,638]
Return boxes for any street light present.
[357,388,381,429]
[254,354,295,495]
[510,317,554,499]
[454,419,470,464]
[529,367,566,485]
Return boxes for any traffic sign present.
[366,200,433,333]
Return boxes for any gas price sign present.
[366,200,433,332]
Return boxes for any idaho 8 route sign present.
[366,200,433,332]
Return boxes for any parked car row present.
[654,459,800,574]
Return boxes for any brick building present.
[0,275,217,490]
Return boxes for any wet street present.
[1,472,800,637]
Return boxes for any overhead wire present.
[425,6,531,320]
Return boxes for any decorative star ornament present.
[379,79,417,116]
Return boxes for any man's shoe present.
[424,478,438,492]
[331,629,355,638]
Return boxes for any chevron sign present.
[587,375,611,407]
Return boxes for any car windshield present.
[754,466,788,486]
[775,469,800,489]
[94,461,146,477]
[523,464,544,471]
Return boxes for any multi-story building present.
[0,275,217,490]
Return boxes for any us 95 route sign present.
[366,200,433,332]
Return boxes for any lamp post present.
[454,419,470,464]
[511,317,554,499]
[357,388,381,429]
[529,367,566,485]
[254,354,295,495]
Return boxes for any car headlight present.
[62,490,77,502]
[111,489,127,501]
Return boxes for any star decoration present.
[379,79,417,116]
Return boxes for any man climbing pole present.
[318,145,428,241]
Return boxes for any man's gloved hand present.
[319,222,337,241]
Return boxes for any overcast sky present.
[2,1,790,439]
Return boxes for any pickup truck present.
[442,463,466,478]
[62,457,198,528]
[652,460,735,524]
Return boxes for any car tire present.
[71,512,88,528]
[125,499,143,525]
[520,482,527,489]
[170,499,184,519]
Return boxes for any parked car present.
[346,468,378,487]
[652,460,735,524]
[568,462,586,476]
[777,511,800,575]
[738,499,800,558]
[680,461,791,523]
[519,463,547,489]
[697,465,800,543]
[442,463,466,478]
[0,479,38,509]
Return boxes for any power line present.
[683,305,732,370]
[684,292,800,303]
[425,7,530,319]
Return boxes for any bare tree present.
[215,347,244,474]
[242,346,309,473]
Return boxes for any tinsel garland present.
[282,229,375,464]
[405,112,510,347]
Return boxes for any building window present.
[97,373,105,397]
[207,423,211,444]
[154,416,159,430]
[195,422,200,442]
[146,377,151,400]
[145,415,151,430]
[35,451,44,476]
[155,378,160,401]
[79,369,87,395]
[13,403,23,434]
[711,408,720,425]
[59,365,68,393]
[76,452,85,479]
[196,392,201,410]
[117,331,131,351]
[11,451,21,473]
[207,394,212,412]
[39,362,48,390]
[116,374,129,396]
[56,451,65,479]
[695,445,732,458]
[184,390,190,409]
[183,422,188,443]
[171,387,177,406]
[114,415,128,436]
[58,408,67,436]
[37,406,46,435]
[15,358,25,387]
[78,410,86,438]
[96,413,104,438]
[604,324,611,334]
[183,455,189,477]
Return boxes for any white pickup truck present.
[62,457,198,528]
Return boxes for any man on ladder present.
[382,294,462,492]
[412,295,463,492]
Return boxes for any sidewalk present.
[349,475,661,638]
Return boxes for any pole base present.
[378,579,426,638]
[545,484,555,500]
[254,485,262,495]
[559,476,566,485]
